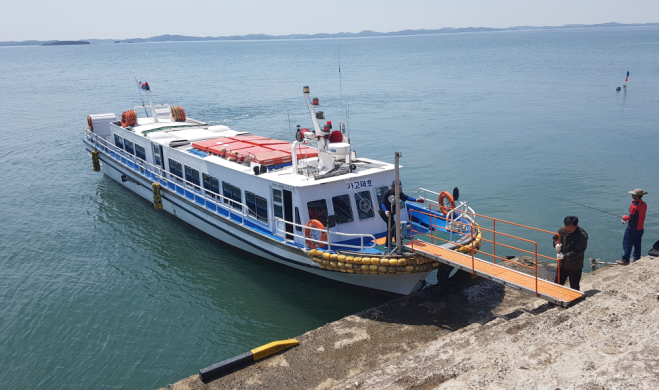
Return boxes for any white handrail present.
[133,104,171,121]
[273,218,376,253]
[417,187,442,205]
[86,130,261,227]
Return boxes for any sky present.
[2,0,658,42]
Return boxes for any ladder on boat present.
[407,207,584,307]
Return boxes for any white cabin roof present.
[122,116,397,188]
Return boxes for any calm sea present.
[1,27,658,389]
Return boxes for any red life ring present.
[305,219,327,249]
[87,116,94,131]
[438,191,456,216]
[121,110,136,128]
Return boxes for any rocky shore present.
[158,257,658,390]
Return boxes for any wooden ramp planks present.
[407,240,583,306]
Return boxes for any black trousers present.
[554,268,582,291]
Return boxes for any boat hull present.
[85,141,429,295]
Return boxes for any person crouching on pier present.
[618,188,648,265]
[553,216,588,291]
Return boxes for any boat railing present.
[86,130,265,229]
[410,205,563,296]
[416,187,476,240]
[273,218,377,253]
[445,201,476,241]
[417,188,442,206]
[133,104,171,121]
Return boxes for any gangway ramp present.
[406,240,583,307]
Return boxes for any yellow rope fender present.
[91,150,100,172]
[458,223,483,254]
[152,183,163,210]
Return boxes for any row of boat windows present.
[307,190,378,227]
[167,149,382,228]
[113,133,386,229]
[114,135,147,161]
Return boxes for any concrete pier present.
[159,257,659,390]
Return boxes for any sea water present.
[1,27,658,389]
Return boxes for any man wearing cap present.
[618,188,648,265]
[553,216,588,291]
[380,180,424,248]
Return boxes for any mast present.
[394,152,402,255]
[302,86,326,150]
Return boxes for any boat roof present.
[122,117,397,188]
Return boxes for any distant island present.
[42,40,90,46]
[2,22,658,47]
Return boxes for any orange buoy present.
[305,219,327,249]
[171,106,186,122]
[87,116,93,131]
[121,110,136,128]
[438,191,456,216]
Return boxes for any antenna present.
[347,104,350,138]
[134,77,149,117]
[287,110,292,136]
[338,46,344,123]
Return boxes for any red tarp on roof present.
[265,143,318,158]
[240,146,272,156]
[251,150,293,167]
[228,135,269,142]
[191,137,236,152]
[246,138,289,146]
[207,141,254,155]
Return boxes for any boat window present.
[354,190,375,220]
[272,189,283,219]
[202,173,220,194]
[184,165,200,186]
[295,207,302,232]
[222,182,242,210]
[307,199,328,226]
[168,159,183,178]
[375,186,389,211]
[124,139,135,155]
[246,192,268,223]
[272,189,282,203]
[152,144,162,166]
[114,134,123,150]
[135,144,146,160]
[332,195,354,224]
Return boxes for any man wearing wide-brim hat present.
[618,188,648,265]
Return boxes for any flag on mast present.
[137,81,150,91]
[625,71,629,83]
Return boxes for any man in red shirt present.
[618,188,648,265]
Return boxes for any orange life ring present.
[171,106,186,122]
[87,116,93,131]
[438,191,456,216]
[121,110,136,128]
[305,219,327,249]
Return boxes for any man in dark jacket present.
[379,180,424,247]
[552,216,588,291]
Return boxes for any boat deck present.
[406,240,584,307]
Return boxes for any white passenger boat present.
[83,85,479,295]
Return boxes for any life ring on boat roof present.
[305,219,327,249]
[121,110,137,128]
[87,116,94,131]
[170,106,186,122]
[438,191,456,216]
